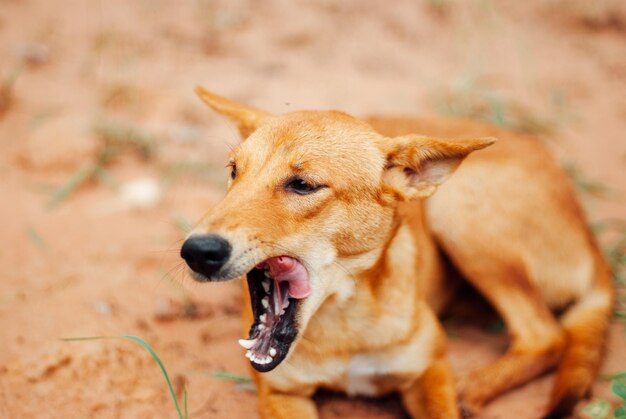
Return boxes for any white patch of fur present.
[265,307,437,397]
[346,357,380,396]
[265,355,348,395]
[347,310,436,396]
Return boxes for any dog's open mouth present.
[238,256,311,372]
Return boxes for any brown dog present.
[180,87,613,418]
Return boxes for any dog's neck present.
[299,201,442,354]
[340,200,437,297]
[358,201,436,299]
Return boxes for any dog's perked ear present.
[195,86,272,138]
[380,135,496,200]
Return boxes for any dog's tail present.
[544,250,614,418]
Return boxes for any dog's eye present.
[229,162,237,180]
[285,178,322,195]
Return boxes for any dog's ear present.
[380,135,496,199]
[195,86,272,138]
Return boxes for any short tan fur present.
[190,87,613,418]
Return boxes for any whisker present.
[224,139,236,153]
[161,237,186,254]
[163,260,192,286]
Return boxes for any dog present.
[180,87,613,418]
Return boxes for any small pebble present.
[119,178,161,209]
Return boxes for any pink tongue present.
[266,256,311,299]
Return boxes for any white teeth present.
[247,352,274,365]
[258,323,265,330]
[261,297,269,308]
[264,270,271,278]
[262,280,270,293]
[259,314,267,323]
[274,296,281,314]
[238,339,256,349]
[277,298,290,315]
[269,348,277,357]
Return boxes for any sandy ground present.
[0,0,625,418]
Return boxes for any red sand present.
[0,1,624,417]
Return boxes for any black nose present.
[180,234,232,279]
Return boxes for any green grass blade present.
[62,335,186,419]
[603,371,626,381]
[581,399,610,419]
[208,370,252,384]
[613,380,626,402]
[184,385,188,418]
[26,227,47,250]
[173,215,194,235]
[48,163,98,208]
[614,404,626,419]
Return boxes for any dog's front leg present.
[400,352,459,419]
[258,384,318,419]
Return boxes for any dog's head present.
[181,87,494,372]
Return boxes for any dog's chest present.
[265,315,436,397]
[345,353,405,396]
[265,351,399,397]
